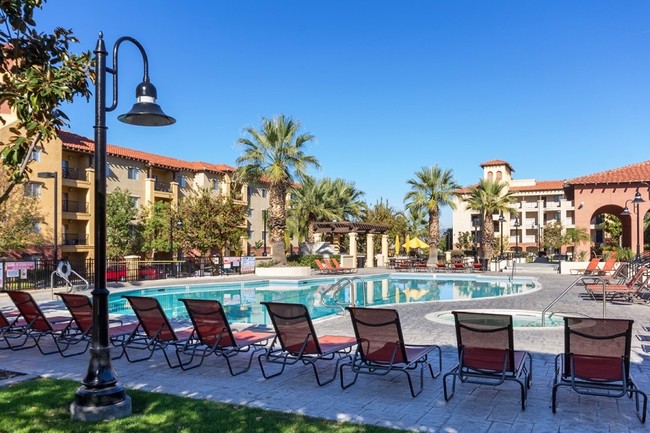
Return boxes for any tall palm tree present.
[236,115,319,264]
[404,165,460,264]
[464,178,518,261]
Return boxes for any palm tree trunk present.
[269,184,287,264]
[482,212,494,261]
[428,210,440,264]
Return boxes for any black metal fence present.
[0,256,256,291]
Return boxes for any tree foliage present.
[404,165,459,263]
[139,201,171,260]
[0,168,43,255]
[0,0,93,202]
[463,178,518,261]
[176,188,247,258]
[106,188,138,259]
[236,115,319,264]
[600,213,623,247]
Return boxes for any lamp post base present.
[70,393,131,422]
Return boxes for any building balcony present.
[62,167,87,181]
[62,200,89,213]
[63,233,88,246]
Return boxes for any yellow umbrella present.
[404,234,411,255]
[394,235,400,256]
[408,236,429,249]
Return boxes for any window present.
[261,188,268,198]
[30,148,41,162]
[178,176,186,188]
[213,180,220,190]
[130,196,140,208]
[105,163,111,177]
[128,167,139,180]
[25,182,41,198]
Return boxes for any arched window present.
[496,170,503,181]
[487,171,493,181]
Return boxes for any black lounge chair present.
[340,307,441,397]
[178,298,274,375]
[552,317,647,423]
[443,311,532,410]
[258,302,357,386]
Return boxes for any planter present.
[255,266,312,277]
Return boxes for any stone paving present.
[1,266,650,432]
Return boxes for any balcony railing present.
[154,181,171,192]
[62,167,87,181]
[62,200,89,213]
[63,233,88,246]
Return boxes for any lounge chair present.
[121,295,199,369]
[0,309,30,350]
[433,263,448,272]
[583,266,649,302]
[340,307,441,397]
[552,317,647,423]
[178,298,274,375]
[258,302,357,385]
[471,262,484,272]
[570,257,601,275]
[314,259,334,274]
[443,311,532,410]
[330,258,357,274]
[5,290,88,356]
[56,292,139,359]
[450,262,467,272]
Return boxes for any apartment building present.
[11,130,267,262]
[452,159,650,259]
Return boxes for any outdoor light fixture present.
[513,217,520,260]
[621,189,645,261]
[498,212,506,259]
[37,172,58,262]
[71,33,175,422]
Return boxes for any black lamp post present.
[169,215,183,276]
[37,172,58,262]
[262,209,268,256]
[514,217,520,261]
[621,189,645,261]
[472,218,480,262]
[71,33,175,422]
[498,212,506,259]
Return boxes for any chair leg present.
[257,351,288,379]
[443,366,459,401]
[339,360,359,390]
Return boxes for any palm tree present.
[287,176,365,242]
[404,165,460,264]
[464,178,518,261]
[236,115,319,264]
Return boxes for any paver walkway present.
[1,267,649,432]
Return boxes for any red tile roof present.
[566,160,650,185]
[59,131,235,174]
[480,160,515,172]
[455,179,564,194]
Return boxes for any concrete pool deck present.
[1,266,649,432]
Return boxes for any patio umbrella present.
[394,235,400,256]
[404,234,411,255]
[407,236,429,249]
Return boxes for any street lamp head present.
[514,216,520,227]
[621,206,631,216]
[498,212,505,222]
[633,189,645,204]
[118,80,175,126]
[37,172,56,178]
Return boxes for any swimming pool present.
[426,309,567,328]
[108,274,540,325]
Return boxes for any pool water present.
[427,310,566,328]
[108,274,539,325]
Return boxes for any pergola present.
[311,221,390,268]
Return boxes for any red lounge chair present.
[314,259,333,274]
[584,266,649,302]
[433,263,448,272]
[443,311,532,410]
[552,317,647,423]
[570,257,601,275]
[450,262,467,272]
[5,290,88,357]
[179,298,274,375]
[340,307,441,397]
[56,292,139,360]
[121,295,199,369]
[0,308,30,350]
[471,262,484,272]
[258,302,357,386]
[330,258,357,274]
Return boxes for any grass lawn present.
[0,378,408,433]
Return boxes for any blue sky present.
[36,1,650,228]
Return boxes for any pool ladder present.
[320,276,367,313]
[541,275,609,326]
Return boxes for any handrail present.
[541,275,607,326]
[50,260,89,298]
[320,276,367,312]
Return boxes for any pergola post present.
[366,233,375,268]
